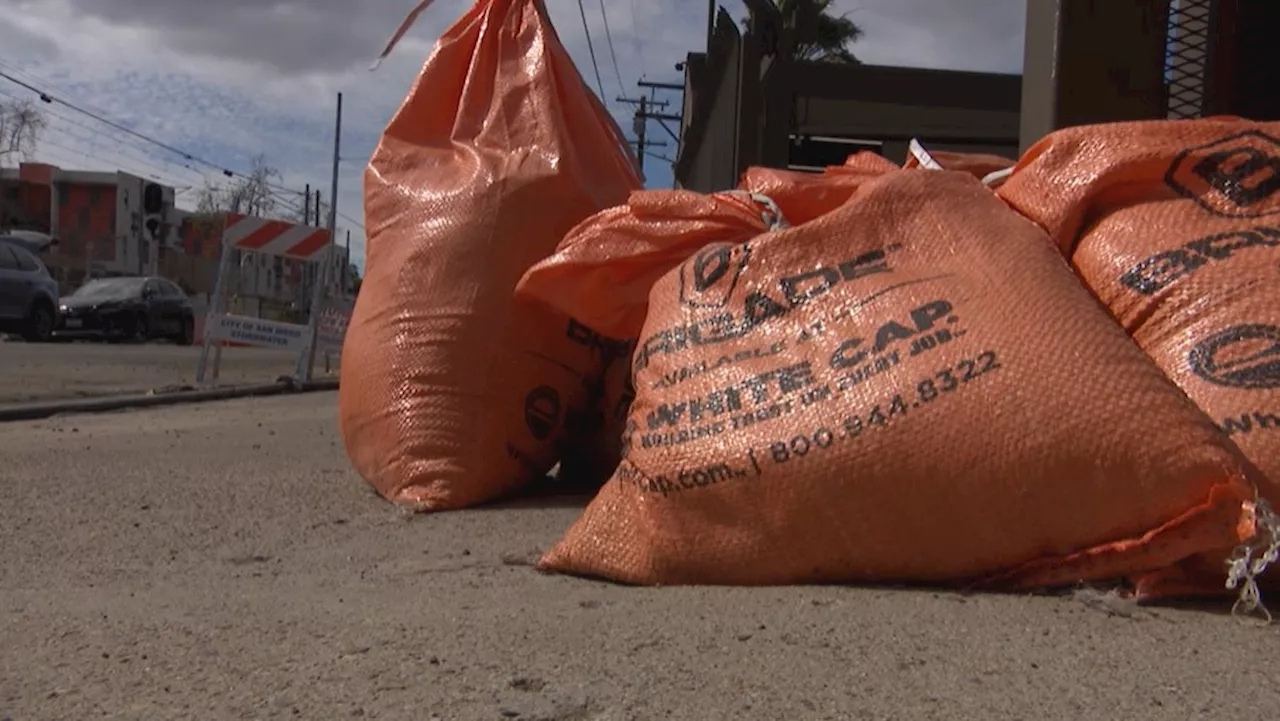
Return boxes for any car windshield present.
[70,278,146,301]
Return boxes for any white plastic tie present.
[907,138,943,170]
[724,190,789,230]
[1225,499,1280,623]
[981,166,1015,186]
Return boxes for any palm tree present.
[743,0,864,64]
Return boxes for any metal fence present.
[1165,0,1213,119]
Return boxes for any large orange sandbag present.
[339,0,641,509]
[997,118,1280,597]
[538,168,1262,589]
[518,191,787,487]
[740,145,1014,228]
[517,190,787,341]
[738,152,896,226]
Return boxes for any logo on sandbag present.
[1119,225,1280,295]
[1188,324,1280,389]
[523,385,562,440]
[680,242,751,309]
[637,246,899,373]
[1166,131,1280,218]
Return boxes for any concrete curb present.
[0,376,340,423]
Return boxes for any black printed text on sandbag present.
[1119,225,1279,295]
[622,349,1003,495]
[523,385,563,440]
[643,298,956,433]
[828,299,959,370]
[565,318,633,362]
[1188,324,1280,390]
[1220,410,1279,437]
[635,245,900,372]
[1165,131,1280,218]
[635,299,973,456]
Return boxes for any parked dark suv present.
[56,276,195,344]
[0,236,60,341]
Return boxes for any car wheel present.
[131,313,150,343]
[21,301,55,342]
[174,317,195,346]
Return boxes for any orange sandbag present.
[538,168,1262,589]
[738,152,897,226]
[339,0,641,509]
[997,118,1280,597]
[518,191,789,487]
[517,190,787,341]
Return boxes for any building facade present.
[0,161,336,311]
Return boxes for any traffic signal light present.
[143,182,164,214]
[141,182,166,244]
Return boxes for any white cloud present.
[0,0,1025,269]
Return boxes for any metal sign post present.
[195,215,233,385]
[296,92,344,383]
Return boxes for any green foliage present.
[742,0,864,64]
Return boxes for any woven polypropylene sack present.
[517,191,785,341]
[998,118,1280,596]
[539,169,1260,588]
[738,152,897,226]
[339,0,641,510]
[518,191,788,486]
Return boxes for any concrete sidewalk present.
[0,341,338,404]
[1,392,1276,720]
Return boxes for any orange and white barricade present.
[195,213,334,385]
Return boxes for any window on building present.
[88,186,101,207]
[57,183,69,207]
[78,207,89,230]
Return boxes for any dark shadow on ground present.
[478,471,603,511]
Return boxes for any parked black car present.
[0,236,60,342]
[56,276,195,344]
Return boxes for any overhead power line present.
[0,69,243,181]
[597,0,626,94]
[0,84,211,188]
[575,0,607,100]
[0,67,315,199]
[625,0,650,81]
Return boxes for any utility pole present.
[637,80,686,145]
[636,96,648,174]
[297,92,342,382]
[303,183,311,225]
[616,94,671,175]
[707,0,716,52]
[343,229,351,295]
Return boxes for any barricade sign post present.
[315,296,354,375]
[195,213,333,385]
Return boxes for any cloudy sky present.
[0,0,1025,269]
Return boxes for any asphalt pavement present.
[2,392,1278,720]
[0,341,339,404]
